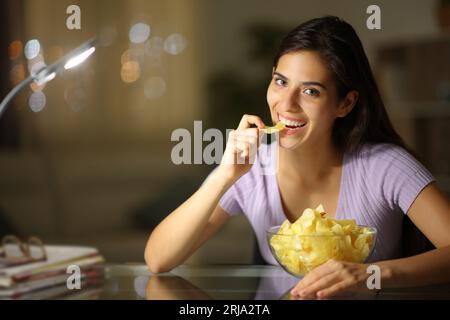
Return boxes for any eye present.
[303,88,320,96]
[274,77,286,87]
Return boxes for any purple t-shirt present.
[214,142,434,264]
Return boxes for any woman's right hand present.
[217,114,266,183]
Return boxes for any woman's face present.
[266,50,354,150]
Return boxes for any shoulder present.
[348,143,423,174]
[346,143,435,206]
[352,142,409,159]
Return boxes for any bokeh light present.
[10,63,26,85]
[121,49,132,65]
[121,61,141,83]
[28,58,46,76]
[164,34,186,55]
[145,37,164,57]
[30,81,46,93]
[129,44,145,62]
[121,45,145,66]
[24,39,41,60]
[28,91,46,112]
[129,23,151,44]
[144,76,166,99]
[8,40,23,60]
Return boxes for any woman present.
[145,16,450,299]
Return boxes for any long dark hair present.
[273,16,408,153]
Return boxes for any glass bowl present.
[266,225,377,277]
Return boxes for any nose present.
[277,87,301,112]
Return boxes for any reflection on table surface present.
[104,264,301,300]
[4,264,450,300]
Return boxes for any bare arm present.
[144,170,233,273]
[144,114,265,273]
[378,182,450,287]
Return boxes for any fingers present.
[222,114,265,166]
[316,278,354,299]
[290,260,367,300]
[291,260,337,295]
[226,130,258,164]
[230,130,258,150]
[291,270,339,299]
[237,114,266,131]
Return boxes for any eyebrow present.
[273,71,327,90]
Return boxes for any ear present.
[336,90,358,118]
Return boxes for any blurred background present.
[0,0,449,263]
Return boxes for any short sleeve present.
[202,167,243,217]
[375,145,435,214]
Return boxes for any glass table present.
[7,264,450,300]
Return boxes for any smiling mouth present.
[278,114,307,129]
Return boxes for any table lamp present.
[0,38,97,119]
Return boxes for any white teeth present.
[279,115,306,127]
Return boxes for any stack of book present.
[0,245,104,299]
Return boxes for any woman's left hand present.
[290,259,370,299]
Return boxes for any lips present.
[278,114,307,129]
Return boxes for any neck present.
[278,139,343,184]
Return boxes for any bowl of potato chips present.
[267,205,377,277]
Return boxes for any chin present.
[278,135,305,150]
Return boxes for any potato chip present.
[268,204,375,276]
[261,122,285,134]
